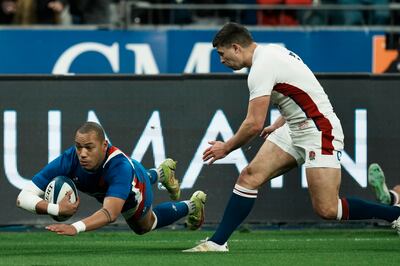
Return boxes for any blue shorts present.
[122,159,153,221]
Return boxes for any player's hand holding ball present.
[45,192,80,236]
[58,190,80,217]
[44,176,79,221]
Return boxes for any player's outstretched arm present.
[46,196,125,236]
[203,96,270,164]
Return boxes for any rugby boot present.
[158,158,180,200]
[183,238,228,252]
[368,163,391,205]
[392,216,400,236]
[185,190,206,230]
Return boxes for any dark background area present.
[0,74,399,226]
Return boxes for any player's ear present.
[103,140,108,151]
[232,43,241,54]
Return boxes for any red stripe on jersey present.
[107,146,132,160]
[274,83,334,155]
[132,176,146,220]
[107,146,119,156]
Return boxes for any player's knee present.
[392,185,400,195]
[240,165,252,177]
[134,229,147,235]
[313,204,337,220]
[238,166,261,189]
[132,226,151,235]
[127,222,152,235]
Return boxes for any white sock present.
[156,166,166,183]
[151,211,158,230]
[336,198,342,220]
[390,190,399,205]
[183,200,196,214]
[233,184,258,198]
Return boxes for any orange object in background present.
[373,35,399,74]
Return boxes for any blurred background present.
[0,0,400,228]
[0,0,399,74]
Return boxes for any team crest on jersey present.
[309,151,316,161]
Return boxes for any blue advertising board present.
[0,28,384,74]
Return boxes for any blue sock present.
[210,184,257,245]
[341,197,400,222]
[147,168,158,185]
[153,202,189,229]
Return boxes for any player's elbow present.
[108,212,119,223]
[16,190,27,209]
[16,192,22,209]
[255,123,264,134]
[110,215,118,223]
[250,123,264,136]
[245,119,264,136]
[16,190,42,213]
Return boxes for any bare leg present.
[307,167,400,222]
[306,167,341,219]
[237,140,298,189]
[391,185,400,205]
[208,140,297,245]
[126,207,155,235]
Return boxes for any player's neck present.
[243,43,257,68]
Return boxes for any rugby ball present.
[44,176,78,222]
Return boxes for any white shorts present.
[267,117,344,169]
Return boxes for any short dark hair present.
[212,22,254,48]
[75,121,105,142]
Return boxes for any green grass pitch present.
[1,229,399,265]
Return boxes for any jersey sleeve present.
[104,160,133,200]
[248,49,276,101]
[31,147,76,191]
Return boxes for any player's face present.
[216,44,244,70]
[74,131,108,171]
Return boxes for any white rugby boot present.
[183,238,229,252]
[392,216,400,236]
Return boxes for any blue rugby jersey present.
[32,145,148,214]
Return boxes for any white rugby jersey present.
[248,44,340,155]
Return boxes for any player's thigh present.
[125,207,155,235]
[237,139,298,189]
[306,167,341,219]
